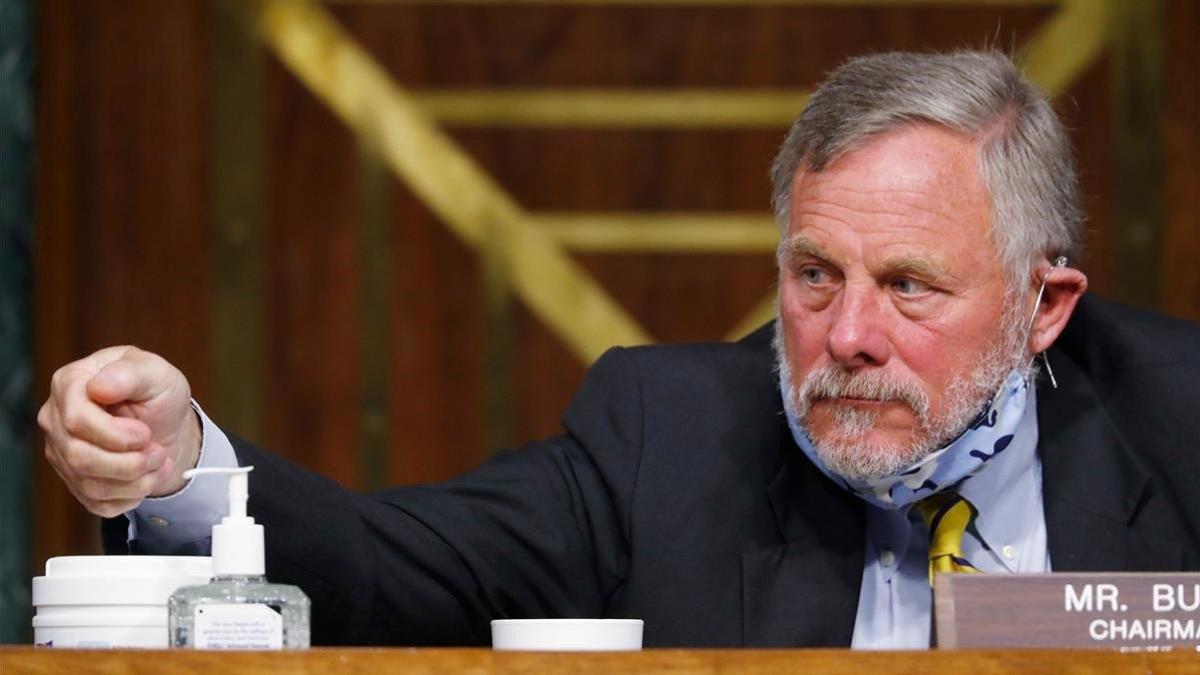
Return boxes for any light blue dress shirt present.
[131,392,1051,648]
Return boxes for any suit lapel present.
[1038,346,1183,570]
[741,427,865,647]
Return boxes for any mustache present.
[798,365,931,419]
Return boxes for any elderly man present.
[40,50,1200,648]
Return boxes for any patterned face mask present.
[782,368,1030,510]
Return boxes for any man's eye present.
[890,277,931,296]
[798,266,830,285]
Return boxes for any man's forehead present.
[782,125,995,270]
[789,124,988,209]
[780,231,957,279]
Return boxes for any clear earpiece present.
[1027,256,1069,388]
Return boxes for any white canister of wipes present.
[32,555,212,648]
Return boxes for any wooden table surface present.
[2,647,1199,674]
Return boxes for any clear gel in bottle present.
[167,466,310,648]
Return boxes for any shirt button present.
[880,550,896,566]
[1002,545,1016,560]
[148,516,170,528]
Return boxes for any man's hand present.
[38,346,201,518]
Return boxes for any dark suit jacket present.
[105,295,1200,646]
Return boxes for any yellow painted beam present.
[534,213,779,252]
[1019,0,1113,97]
[256,0,652,362]
[415,90,809,128]
[725,292,778,341]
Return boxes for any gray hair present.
[770,50,1082,286]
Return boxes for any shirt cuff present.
[124,400,238,554]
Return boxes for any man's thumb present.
[86,357,161,406]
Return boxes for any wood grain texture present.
[2,647,1198,675]
[209,0,267,445]
[1109,0,1165,309]
[1161,0,1200,321]
[261,51,364,488]
[1067,53,1117,300]
[33,0,211,563]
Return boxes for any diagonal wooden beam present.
[1018,0,1113,97]
[254,0,651,362]
[725,292,778,342]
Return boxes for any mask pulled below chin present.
[781,369,1030,510]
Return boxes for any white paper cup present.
[491,619,644,651]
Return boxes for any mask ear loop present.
[1027,256,1069,388]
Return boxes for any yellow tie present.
[915,492,980,585]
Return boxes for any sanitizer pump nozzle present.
[182,466,263,578]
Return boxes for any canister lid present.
[43,555,211,578]
[33,555,212,607]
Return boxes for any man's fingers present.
[44,455,128,518]
[75,467,167,505]
[44,435,171,517]
[49,346,131,401]
[85,348,173,406]
[57,388,151,452]
[61,438,165,481]
[42,345,196,517]
[88,498,145,520]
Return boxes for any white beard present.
[774,296,1032,482]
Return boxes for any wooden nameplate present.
[934,573,1200,650]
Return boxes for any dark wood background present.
[32,0,1199,567]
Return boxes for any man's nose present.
[825,285,892,367]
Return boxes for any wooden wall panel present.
[33,0,210,563]
[260,54,365,488]
[1063,54,1116,299]
[385,175,488,485]
[1162,0,1200,322]
[31,1,1199,570]
[339,4,1049,87]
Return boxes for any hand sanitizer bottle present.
[167,466,310,648]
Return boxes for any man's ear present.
[1028,263,1088,354]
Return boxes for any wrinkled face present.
[776,124,1027,481]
